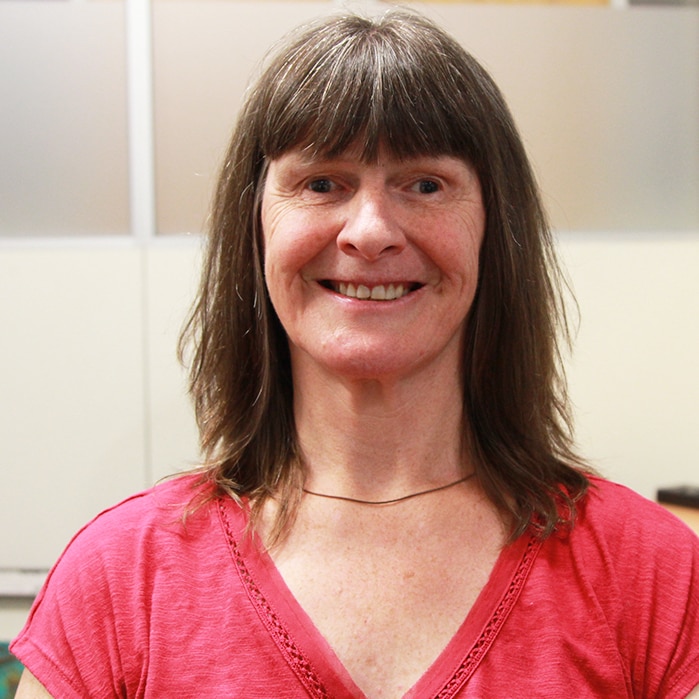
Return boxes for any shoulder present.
[575,476,699,553]
[82,472,206,527]
[522,477,699,696]
[66,473,226,543]
[39,474,241,596]
[562,475,699,585]
[568,477,699,695]
[11,476,254,697]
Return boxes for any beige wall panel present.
[0,246,147,569]
[560,232,699,499]
[145,241,202,482]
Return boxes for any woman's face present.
[260,145,485,383]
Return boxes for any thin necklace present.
[301,472,475,506]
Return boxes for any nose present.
[336,188,406,261]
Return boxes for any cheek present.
[435,218,483,282]
[263,251,298,341]
[262,211,303,286]
[264,235,308,296]
[262,221,328,319]
[265,214,338,282]
[458,209,485,269]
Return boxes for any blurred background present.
[1,0,697,658]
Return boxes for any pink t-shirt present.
[11,475,699,698]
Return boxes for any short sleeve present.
[580,481,699,698]
[10,491,162,698]
[640,514,699,698]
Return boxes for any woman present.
[13,10,699,698]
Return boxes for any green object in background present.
[0,643,22,699]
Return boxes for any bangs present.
[256,14,485,164]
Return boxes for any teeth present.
[336,282,409,301]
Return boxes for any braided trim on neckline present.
[217,499,332,698]
[434,535,543,697]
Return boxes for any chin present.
[290,327,463,384]
[312,345,435,384]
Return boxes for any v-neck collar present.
[217,497,541,698]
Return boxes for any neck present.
[291,357,471,501]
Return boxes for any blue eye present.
[308,178,333,193]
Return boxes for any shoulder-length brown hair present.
[180,10,590,540]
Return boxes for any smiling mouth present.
[321,281,422,301]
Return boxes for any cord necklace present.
[301,472,475,506]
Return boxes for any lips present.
[322,281,422,301]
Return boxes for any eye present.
[412,179,440,194]
[308,178,334,194]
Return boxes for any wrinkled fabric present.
[11,475,699,698]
